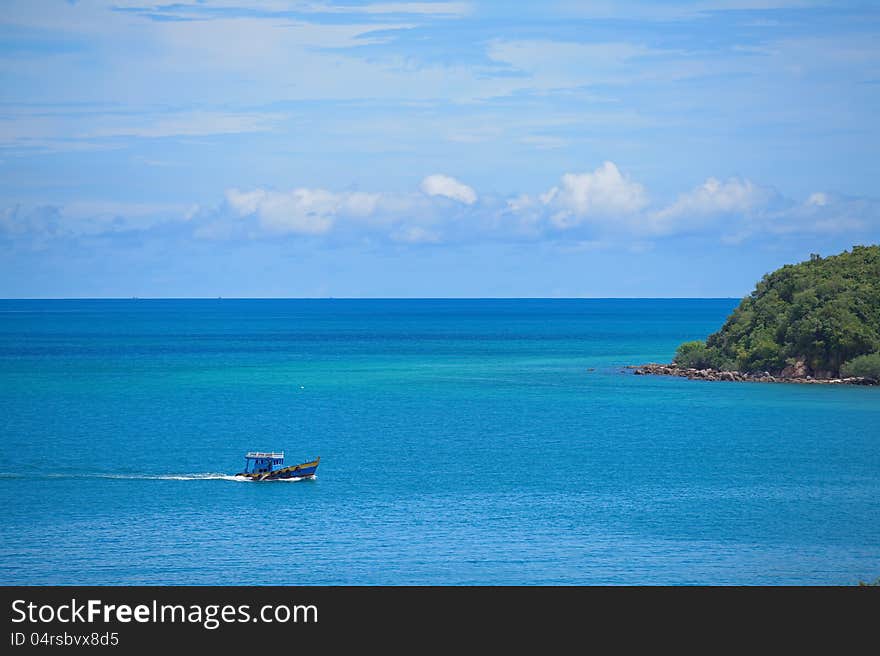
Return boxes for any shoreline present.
[629,363,879,386]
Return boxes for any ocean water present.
[0,298,878,585]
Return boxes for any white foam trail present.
[276,474,316,482]
[144,473,248,482]
[81,472,247,481]
[0,472,252,482]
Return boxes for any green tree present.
[841,352,880,379]
[674,341,713,368]
[680,245,880,376]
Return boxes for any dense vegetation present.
[673,245,880,378]
[840,352,880,379]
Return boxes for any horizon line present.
[0,296,743,301]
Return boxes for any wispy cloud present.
[0,200,194,246]
[111,1,471,20]
[82,111,288,139]
[317,2,471,17]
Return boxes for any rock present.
[781,358,808,379]
[631,361,878,386]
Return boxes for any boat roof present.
[245,451,284,459]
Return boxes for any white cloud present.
[222,161,880,248]
[656,177,775,220]
[6,167,877,248]
[341,192,383,217]
[763,192,877,236]
[0,108,287,151]
[225,189,269,217]
[225,188,348,235]
[309,2,471,16]
[705,188,878,243]
[553,1,823,20]
[83,111,287,139]
[217,184,461,241]
[501,164,879,242]
[648,177,779,236]
[807,192,828,207]
[542,161,649,228]
[420,174,478,205]
[110,1,470,17]
[0,200,192,240]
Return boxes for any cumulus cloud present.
[205,168,880,246]
[5,164,878,250]
[420,174,478,205]
[209,184,455,242]
[225,187,384,235]
[655,177,776,220]
[648,176,780,236]
[542,161,649,228]
[500,162,650,236]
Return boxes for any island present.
[634,245,880,385]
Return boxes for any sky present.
[1,0,878,298]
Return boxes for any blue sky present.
[1,0,878,297]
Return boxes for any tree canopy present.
[674,245,880,377]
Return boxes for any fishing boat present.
[235,452,320,481]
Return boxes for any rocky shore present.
[629,363,878,386]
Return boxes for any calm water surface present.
[1,299,878,584]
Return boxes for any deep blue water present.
[0,299,878,585]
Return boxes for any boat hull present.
[235,457,320,481]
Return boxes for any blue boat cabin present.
[242,451,285,475]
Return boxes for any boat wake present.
[0,472,313,482]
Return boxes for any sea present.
[0,299,878,585]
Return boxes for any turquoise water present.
[1,299,878,585]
